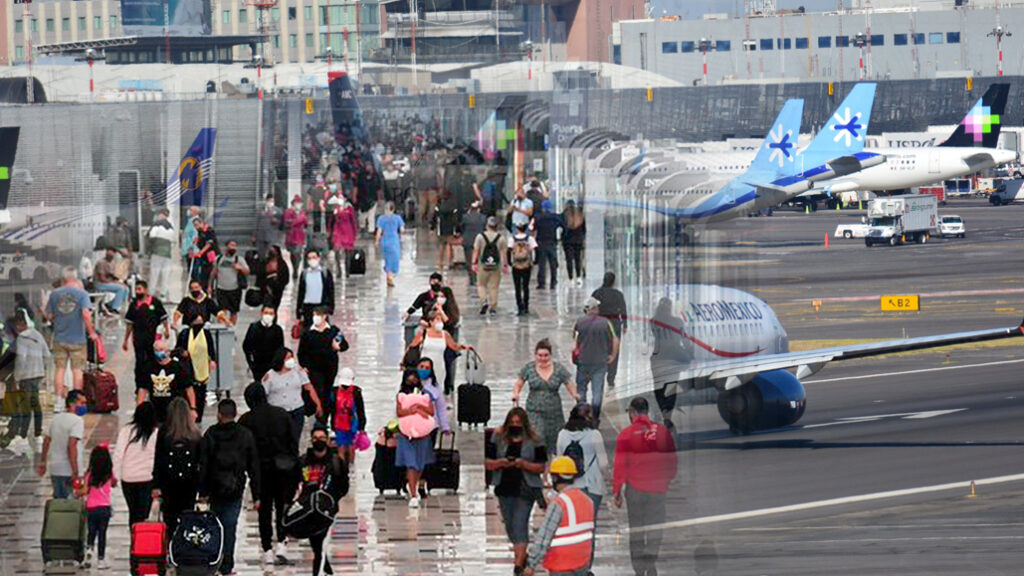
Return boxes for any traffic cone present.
[805,205,811,214]
[824,234,829,249]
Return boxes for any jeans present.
[86,506,112,559]
[563,243,583,280]
[497,495,535,545]
[476,267,501,308]
[149,255,173,299]
[52,476,73,499]
[211,498,243,575]
[512,267,532,313]
[583,490,603,571]
[625,487,667,576]
[289,407,306,449]
[576,362,608,421]
[463,245,477,285]
[122,480,153,525]
[8,377,43,438]
[95,282,129,311]
[258,465,293,551]
[535,243,559,287]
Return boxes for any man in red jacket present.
[613,397,677,576]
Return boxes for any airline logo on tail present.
[166,128,216,206]
[831,108,865,146]
[767,125,795,167]
[961,101,1000,143]
[940,83,1009,148]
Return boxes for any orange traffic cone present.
[824,234,829,249]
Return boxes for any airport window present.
[661,42,678,54]
[836,36,850,47]
[30,19,37,32]
[760,38,773,50]
[289,34,297,47]
[947,31,961,43]
[818,36,831,48]
[272,7,280,21]
[304,6,313,20]
[273,35,281,48]
[110,15,118,29]
[795,37,808,49]
[46,19,54,32]
[929,32,943,44]
[15,46,23,60]
[777,38,791,49]
[320,33,327,47]
[78,17,86,31]
[289,7,296,20]
[913,33,925,44]
[613,44,622,63]
[870,34,884,46]
[680,41,695,53]
[305,33,314,47]
[362,5,379,24]
[893,33,908,45]
[239,9,248,23]
[62,18,70,32]
[716,40,730,51]
[743,40,757,51]
[223,10,231,24]
[94,16,102,30]
[14,20,22,34]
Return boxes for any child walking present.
[82,444,116,569]
[331,367,366,466]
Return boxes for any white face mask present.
[261,313,274,327]
[307,258,320,269]
[314,315,327,327]
[437,296,447,305]
[284,358,298,370]
[432,322,444,332]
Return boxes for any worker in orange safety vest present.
[523,456,595,576]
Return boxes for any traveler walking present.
[649,297,686,429]
[298,424,350,576]
[45,268,99,406]
[181,207,201,268]
[484,407,547,574]
[93,247,131,314]
[405,272,460,333]
[509,225,537,316]
[37,391,87,498]
[509,186,534,231]
[330,367,366,467]
[173,280,222,329]
[407,311,472,396]
[512,339,579,454]
[177,314,218,422]
[330,196,358,277]
[212,240,250,326]
[533,200,563,290]
[298,307,347,424]
[189,218,219,289]
[613,398,678,576]
[591,272,627,388]
[522,456,595,576]
[146,208,176,300]
[258,245,290,311]
[243,305,285,383]
[573,297,619,423]
[81,444,116,570]
[459,201,487,286]
[414,358,451,450]
[433,189,461,270]
[395,370,436,508]
[123,280,170,401]
[556,403,607,572]
[357,163,384,235]
[471,216,507,315]
[112,401,157,525]
[197,399,261,576]
[561,201,586,287]
[261,348,323,446]
[376,201,405,286]
[283,196,309,280]
[255,194,283,259]
[239,382,299,569]
[138,336,196,423]
[151,397,202,538]
[1,314,48,452]
[296,250,335,330]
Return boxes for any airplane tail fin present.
[328,71,367,143]
[939,83,1009,148]
[0,127,19,214]
[750,99,804,172]
[807,83,876,156]
[156,128,217,207]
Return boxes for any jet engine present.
[716,369,806,434]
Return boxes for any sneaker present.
[479,304,489,315]
[488,308,498,316]
[34,436,43,452]
[53,401,64,414]
[408,496,419,508]
[275,541,289,564]
[7,437,29,457]
[261,549,275,568]
[97,558,109,569]
[82,547,93,568]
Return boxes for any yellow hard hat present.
[549,456,579,478]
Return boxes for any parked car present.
[938,215,966,238]
[834,221,870,239]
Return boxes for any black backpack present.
[480,233,501,270]
[562,439,586,476]
[165,437,199,483]
[209,439,242,501]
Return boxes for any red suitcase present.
[131,521,168,576]
[83,369,119,413]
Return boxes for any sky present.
[651,0,846,19]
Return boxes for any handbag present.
[282,488,336,539]
[244,288,263,308]
[291,322,303,340]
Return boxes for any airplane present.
[620,284,1024,435]
[811,83,1017,194]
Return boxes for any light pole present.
[854,32,867,80]
[988,25,1012,76]
[75,48,104,102]
[699,38,711,86]
[524,39,533,81]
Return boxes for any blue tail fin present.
[750,99,804,172]
[939,83,1009,148]
[807,83,876,156]
[158,128,217,207]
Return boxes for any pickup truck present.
[834,222,870,239]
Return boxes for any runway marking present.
[736,523,1024,531]
[803,358,1024,385]
[623,473,1024,533]
[801,409,967,429]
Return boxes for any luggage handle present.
[436,429,456,452]
[148,498,162,523]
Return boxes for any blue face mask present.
[154,349,169,361]
[416,368,431,380]
[75,405,89,417]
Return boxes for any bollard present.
[967,480,978,498]
[859,201,863,210]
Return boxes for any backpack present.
[511,237,532,270]
[480,233,501,270]
[334,386,356,433]
[209,437,242,500]
[165,437,199,483]
[562,439,586,476]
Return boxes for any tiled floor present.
[0,225,637,575]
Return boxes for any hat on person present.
[549,456,579,480]
[335,367,355,387]
[584,296,601,310]
[486,216,498,228]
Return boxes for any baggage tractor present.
[83,368,119,414]
[41,498,86,564]
[347,249,367,275]
[424,432,460,494]
[131,520,169,576]
[371,443,406,495]
[169,510,223,575]
[457,383,491,427]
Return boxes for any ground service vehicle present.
[938,215,966,238]
[834,221,870,238]
[989,179,1024,205]
[865,195,938,247]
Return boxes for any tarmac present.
[0,198,1022,575]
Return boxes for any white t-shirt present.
[510,198,534,229]
[507,233,538,251]
[261,368,311,412]
[48,412,84,477]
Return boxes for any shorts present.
[53,343,87,371]
[498,495,535,545]
[334,428,357,447]
[216,288,243,314]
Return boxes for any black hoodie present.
[239,383,299,479]
[242,320,285,381]
[198,421,261,503]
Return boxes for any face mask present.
[261,313,275,327]
[416,368,431,380]
[227,248,236,256]
[432,322,444,332]
[135,293,146,301]
[430,284,441,291]
[284,358,298,370]
[191,290,203,299]
[437,296,447,306]
[329,184,338,192]
[266,202,274,210]
[75,405,89,417]
[154,349,169,361]
[314,315,326,327]
[507,426,524,437]
[311,439,328,452]
[307,258,320,269]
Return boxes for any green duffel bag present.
[41,498,86,563]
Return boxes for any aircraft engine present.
[716,370,806,434]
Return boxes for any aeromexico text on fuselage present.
[685,300,765,323]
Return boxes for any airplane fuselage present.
[819,146,1018,192]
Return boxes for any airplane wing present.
[658,324,1024,393]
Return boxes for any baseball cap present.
[335,367,355,387]
[584,296,601,309]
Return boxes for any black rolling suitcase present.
[347,249,367,275]
[457,382,491,427]
[169,510,223,576]
[372,440,405,495]
[424,432,460,494]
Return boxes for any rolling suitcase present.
[424,432,460,494]
[403,315,422,348]
[371,443,405,495]
[131,519,169,576]
[347,248,367,275]
[457,383,491,427]
[169,510,223,575]
[41,498,86,563]
[83,368,119,414]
